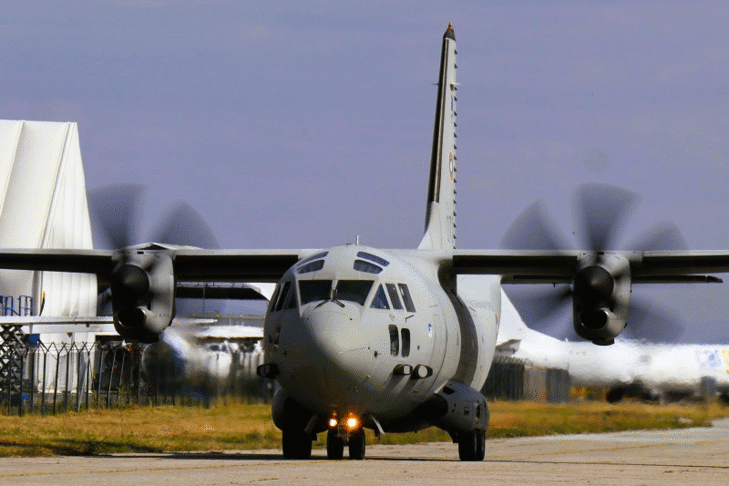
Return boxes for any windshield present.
[298,279,374,307]
[335,280,374,306]
[299,280,332,305]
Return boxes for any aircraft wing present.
[3,248,729,284]
[172,249,303,282]
[0,249,115,275]
[451,249,729,284]
[0,248,305,283]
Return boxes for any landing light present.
[346,416,359,429]
[329,418,338,428]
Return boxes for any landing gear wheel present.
[348,428,366,460]
[458,429,485,461]
[327,430,345,459]
[282,429,313,459]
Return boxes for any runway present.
[2,419,728,485]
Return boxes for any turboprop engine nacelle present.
[110,250,176,342]
[572,253,631,345]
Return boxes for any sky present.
[2,1,729,343]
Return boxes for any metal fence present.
[482,355,571,403]
[1,336,273,416]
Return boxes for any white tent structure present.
[0,120,97,320]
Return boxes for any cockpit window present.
[282,284,297,309]
[299,280,332,305]
[297,251,329,267]
[357,251,389,267]
[268,284,281,312]
[274,281,292,311]
[353,259,382,274]
[398,283,416,312]
[298,260,325,274]
[370,285,389,309]
[385,284,403,310]
[335,280,374,306]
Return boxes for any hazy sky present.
[3,1,729,343]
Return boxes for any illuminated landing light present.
[329,417,338,428]
[346,416,359,430]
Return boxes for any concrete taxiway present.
[2,419,728,485]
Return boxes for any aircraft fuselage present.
[263,245,498,434]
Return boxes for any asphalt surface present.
[2,419,728,485]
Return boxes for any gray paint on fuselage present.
[264,245,500,430]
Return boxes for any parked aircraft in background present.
[3,24,729,462]
[142,321,264,398]
[497,290,729,403]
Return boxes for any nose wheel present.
[326,429,344,459]
[348,428,366,460]
[326,428,366,460]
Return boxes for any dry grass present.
[1,399,727,457]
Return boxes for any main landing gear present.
[282,429,314,459]
[457,429,486,461]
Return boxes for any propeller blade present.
[88,184,145,249]
[506,285,572,326]
[575,183,639,251]
[151,202,219,249]
[501,201,570,250]
[624,299,684,343]
[626,222,687,252]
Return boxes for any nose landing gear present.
[326,415,366,460]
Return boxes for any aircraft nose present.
[278,306,375,408]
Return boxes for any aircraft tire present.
[327,430,345,460]
[458,429,485,461]
[348,429,366,460]
[282,429,312,459]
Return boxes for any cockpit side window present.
[370,284,390,309]
[335,280,374,306]
[282,284,297,309]
[299,280,332,305]
[274,281,292,311]
[268,284,281,312]
[398,283,416,312]
[385,283,403,310]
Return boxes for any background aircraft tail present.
[418,24,458,250]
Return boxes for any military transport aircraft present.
[2,24,729,461]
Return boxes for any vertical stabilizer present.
[418,24,458,250]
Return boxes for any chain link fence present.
[1,333,273,416]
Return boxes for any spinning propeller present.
[89,183,219,250]
[502,183,685,343]
[89,184,219,340]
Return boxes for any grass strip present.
[1,399,727,457]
